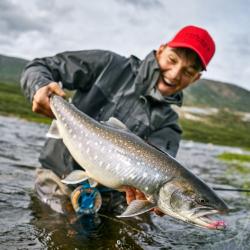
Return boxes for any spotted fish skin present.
[49,95,229,229]
[50,95,169,194]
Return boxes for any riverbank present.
[1,82,250,149]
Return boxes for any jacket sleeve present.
[20,50,112,101]
[147,113,182,158]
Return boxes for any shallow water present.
[0,115,250,249]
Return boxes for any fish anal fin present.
[61,170,98,187]
[117,200,156,218]
[61,170,90,185]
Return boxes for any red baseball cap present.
[167,25,215,70]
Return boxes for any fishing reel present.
[70,180,102,215]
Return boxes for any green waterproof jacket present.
[21,50,183,178]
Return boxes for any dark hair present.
[172,47,204,71]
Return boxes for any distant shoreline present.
[1,82,249,150]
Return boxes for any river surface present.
[0,115,250,250]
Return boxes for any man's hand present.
[125,187,165,217]
[32,82,66,118]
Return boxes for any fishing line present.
[213,187,250,192]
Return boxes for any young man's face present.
[155,45,202,96]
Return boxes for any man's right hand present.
[125,187,165,217]
[32,82,66,118]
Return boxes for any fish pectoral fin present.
[101,117,130,131]
[61,170,90,185]
[46,120,62,139]
[117,200,156,218]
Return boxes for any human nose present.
[168,66,181,82]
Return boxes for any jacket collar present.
[135,50,183,106]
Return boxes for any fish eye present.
[197,197,209,205]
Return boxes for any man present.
[21,25,215,215]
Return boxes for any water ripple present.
[0,115,250,249]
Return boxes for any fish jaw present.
[191,212,227,230]
[157,179,228,230]
[179,208,227,230]
[157,197,227,230]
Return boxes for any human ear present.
[156,44,166,56]
[191,73,201,84]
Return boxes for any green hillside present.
[180,110,250,149]
[0,80,249,148]
[0,82,50,123]
[1,54,249,113]
[0,53,249,148]
[183,79,250,112]
[0,54,28,84]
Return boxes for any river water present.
[0,115,250,250]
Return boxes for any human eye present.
[184,70,195,78]
[168,55,177,64]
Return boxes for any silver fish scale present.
[48,96,230,229]
[51,96,170,193]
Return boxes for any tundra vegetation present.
[1,81,250,149]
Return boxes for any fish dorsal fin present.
[46,119,62,139]
[101,117,129,131]
[117,200,156,218]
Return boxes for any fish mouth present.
[159,206,226,230]
[190,209,227,230]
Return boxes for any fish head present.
[157,175,229,230]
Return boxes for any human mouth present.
[162,77,177,88]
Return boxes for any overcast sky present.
[0,0,249,90]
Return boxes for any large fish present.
[48,95,228,230]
